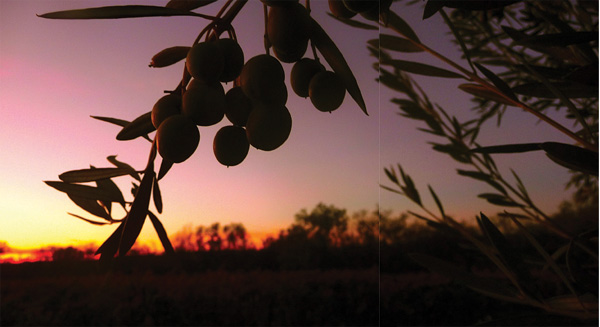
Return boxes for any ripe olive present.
[290,58,325,98]
[215,38,244,83]
[213,125,250,167]
[225,87,252,127]
[308,71,346,112]
[186,41,224,83]
[240,54,285,101]
[245,104,292,151]
[156,114,200,163]
[267,3,311,63]
[182,81,225,126]
[151,94,182,129]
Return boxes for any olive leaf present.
[96,221,125,261]
[474,62,517,101]
[93,115,152,142]
[478,193,522,207]
[67,194,112,221]
[116,111,156,141]
[457,169,506,194]
[309,17,368,115]
[512,82,598,99]
[540,142,598,176]
[441,0,522,11]
[107,155,140,181]
[148,211,174,254]
[59,167,133,183]
[150,46,191,68]
[376,34,423,53]
[458,84,516,105]
[428,185,445,217]
[68,212,110,226]
[38,5,214,20]
[386,11,420,43]
[514,31,597,48]
[45,181,124,203]
[119,169,155,256]
[153,175,163,214]
[165,0,217,11]
[423,0,445,20]
[326,13,378,30]
[383,59,464,79]
[470,143,541,154]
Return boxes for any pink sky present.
[1,0,576,252]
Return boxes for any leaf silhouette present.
[442,0,521,11]
[458,84,516,105]
[384,60,464,78]
[116,112,155,141]
[309,17,367,115]
[470,143,541,154]
[119,169,154,256]
[68,212,110,226]
[107,155,140,181]
[96,221,125,261]
[378,34,423,53]
[386,11,420,43]
[45,181,124,202]
[165,0,217,11]
[148,211,174,254]
[326,13,378,30]
[516,31,597,48]
[38,5,214,20]
[512,82,598,99]
[67,194,111,220]
[423,0,445,19]
[153,175,163,214]
[540,142,598,176]
[59,167,133,183]
[474,62,517,101]
[91,115,129,127]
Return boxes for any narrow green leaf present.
[59,167,133,183]
[45,181,123,202]
[309,17,368,115]
[148,211,174,254]
[119,170,154,256]
[512,82,598,99]
[474,62,517,101]
[165,0,217,11]
[540,142,598,176]
[516,31,598,48]
[68,212,110,226]
[386,10,420,43]
[428,185,445,217]
[440,9,475,73]
[150,46,190,68]
[153,175,163,214]
[546,294,598,313]
[157,158,173,181]
[326,13,378,30]
[457,169,506,194]
[459,84,516,105]
[67,195,111,220]
[116,111,155,141]
[384,59,464,78]
[96,221,125,261]
[107,155,140,181]
[470,143,541,154]
[378,34,423,53]
[38,5,214,20]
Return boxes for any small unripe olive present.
[213,125,250,167]
[291,58,325,98]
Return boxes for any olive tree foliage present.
[338,0,597,321]
[39,1,371,261]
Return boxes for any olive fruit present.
[342,0,378,13]
[215,38,244,83]
[213,125,250,167]
[328,0,357,18]
[182,81,225,126]
[186,41,224,83]
[267,3,311,63]
[225,87,252,127]
[290,58,325,98]
[308,71,346,112]
[246,104,292,151]
[151,94,181,128]
[156,114,200,163]
[240,54,285,102]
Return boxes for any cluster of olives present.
[153,0,353,168]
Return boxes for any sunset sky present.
[1,0,576,255]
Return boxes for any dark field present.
[2,258,592,326]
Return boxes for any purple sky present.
[1,0,575,250]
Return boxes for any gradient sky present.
[1,0,576,251]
